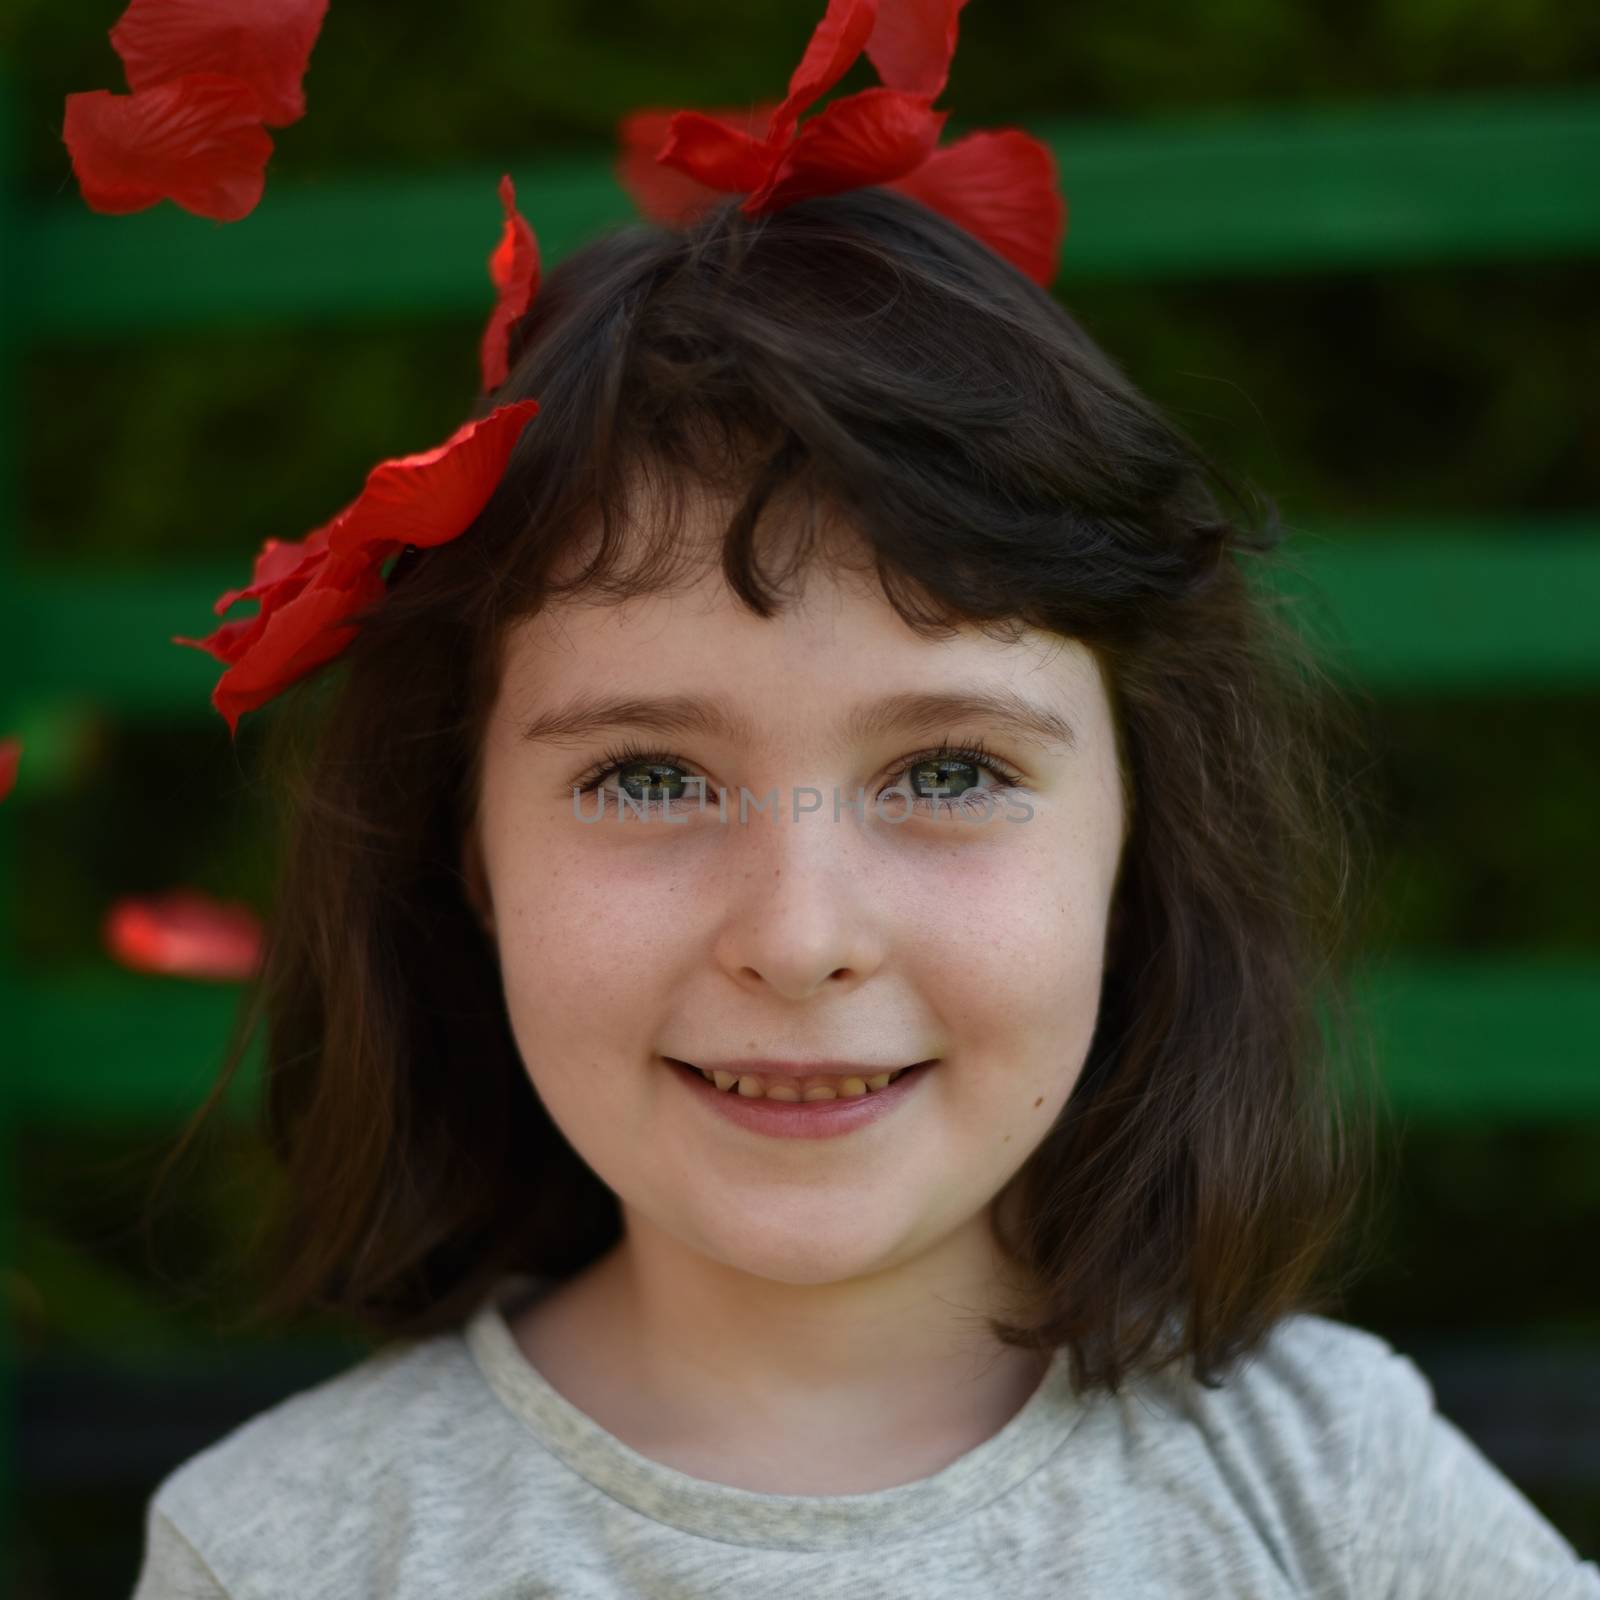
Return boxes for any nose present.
[709,798,889,1002]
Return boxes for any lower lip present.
[665,1058,937,1139]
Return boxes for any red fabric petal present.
[864,0,970,99]
[103,888,265,981]
[212,523,334,616]
[206,550,386,734]
[616,108,725,226]
[323,399,541,557]
[109,0,330,128]
[480,174,542,393]
[618,105,781,223]
[652,109,775,200]
[888,128,1067,285]
[0,738,20,804]
[173,612,267,666]
[172,526,342,670]
[175,401,539,733]
[745,89,946,214]
[63,74,273,221]
[767,0,878,145]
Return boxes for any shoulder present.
[1137,1310,1399,1486]
[148,1326,504,1586]
[1105,1312,1393,1586]
[1145,1312,1600,1600]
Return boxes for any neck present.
[513,1205,1052,1493]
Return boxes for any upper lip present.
[672,1058,932,1079]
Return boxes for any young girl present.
[128,145,1598,1600]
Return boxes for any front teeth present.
[697,1067,905,1100]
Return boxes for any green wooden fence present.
[2,73,1598,1571]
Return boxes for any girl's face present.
[469,505,1128,1293]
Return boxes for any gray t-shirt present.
[130,1271,1600,1598]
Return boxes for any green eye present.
[572,736,1024,819]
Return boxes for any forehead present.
[500,574,1102,763]
[493,462,1107,756]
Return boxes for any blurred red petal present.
[63,74,273,221]
[864,0,970,99]
[480,174,542,393]
[768,0,878,145]
[103,888,264,981]
[0,738,20,804]
[888,127,1067,285]
[109,0,330,128]
[746,89,946,213]
[324,399,541,557]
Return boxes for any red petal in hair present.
[0,737,20,804]
[103,888,265,981]
[746,89,946,214]
[109,0,330,128]
[172,533,348,677]
[616,108,728,225]
[766,0,879,145]
[480,175,542,393]
[173,611,269,667]
[864,0,970,100]
[888,127,1067,286]
[211,522,335,616]
[175,400,541,734]
[204,552,387,733]
[63,74,273,221]
[653,110,773,199]
[322,399,540,556]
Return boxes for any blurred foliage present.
[3,0,1599,1589]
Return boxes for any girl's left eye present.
[570,738,1026,817]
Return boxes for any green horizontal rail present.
[1267,519,1600,690]
[1354,958,1600,1121]
[5,523,1598,727]
[11,89,1600,339]
[9,957,1599,1123]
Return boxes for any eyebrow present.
[518,687,1077,754]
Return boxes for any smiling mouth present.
[664,1058,936,1102]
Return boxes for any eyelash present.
[570,736,1026,818]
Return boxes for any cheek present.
[913,832,1112,994]
[910,838,1112,1121]
[490,849,686,1071]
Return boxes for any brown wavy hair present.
[147,185,1389,1396]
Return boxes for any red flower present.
[480,175,542,393]
[109,0,330,128]
[617,104,778,228]
[887,128,1065,290]
[616,0,1065,286]
[63,0,329,222]
[63,74,274,222]
[620,0,948,219]
[0,738,20,804]
[174,399,540,735]
[103,888,265,982]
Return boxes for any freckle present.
[1033,1096,1043,1108]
